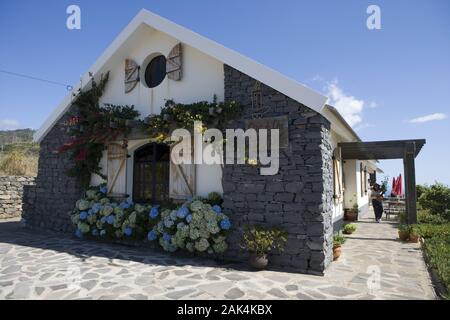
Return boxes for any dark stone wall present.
[22,108,83,232]
[222,65,333,274]
[0,176,35,219]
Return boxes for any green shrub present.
[343,223,357,234]
[416,184,429,200]
[418,223,450,239]
[333,233,346,247]
[418,210,447,225]
[418,183,450,218]
[240,225,288,255]
[422,236,450,297]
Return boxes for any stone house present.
[24,9,379,274]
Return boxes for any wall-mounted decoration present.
[251,81,262,109]
[166,43,182,81]
[124,59,140,93]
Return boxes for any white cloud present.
[325,80,365,127]
[0,119,20,130]
[407,113,447,123]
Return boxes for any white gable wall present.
[90,25,225,197]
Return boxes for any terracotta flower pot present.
[398,230,409,241]
[409,234,420,243]
[344,209,358,222]
[333,245,342,261]
[248,253,269,269]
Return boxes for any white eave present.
[34,9,328,142]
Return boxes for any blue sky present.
[0,0,449,185]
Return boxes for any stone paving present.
[0,216,436,300]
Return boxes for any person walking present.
[370,183,384,222]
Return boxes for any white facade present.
[90,25,225,197]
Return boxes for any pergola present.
[338,139,426,224]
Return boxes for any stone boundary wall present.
[0,176,35,219]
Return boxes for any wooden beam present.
[404,142,417,224]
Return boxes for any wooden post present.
[403,142,417,224]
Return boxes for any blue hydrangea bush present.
[70,185,230,254]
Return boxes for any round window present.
[144,55,166,88]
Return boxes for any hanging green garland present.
[58,72,140,188]
[145,95,241,142]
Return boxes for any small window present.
[144,55,166,88]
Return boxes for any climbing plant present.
[57,72,140,188]
[145,96,241,142]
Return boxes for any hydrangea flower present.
[124,227,132,236]
[212,241,228,253]
[164,218,174,228]
[119,202,131,209]
[177,206,190,218]
[100,216,106,224]
[212,205,222,214]
[147,230,158,241]
[87,209,93,216]
[75,229,83,238]
[189,200,204,212]
[220,218,231,230]
[177,222,186,230]
[106,215,115,225]
[163,232,171,242]
[91,203,102,214]
[99,186,108,194]
[91,228,99,237]
[149,207,159,219]
[100,229,106,237]
[195,238,210,252]
[77,222,90,233]
[100,205,113,216]
[185,214,193,223]
[76,200,90,211]
[79,211,88,220]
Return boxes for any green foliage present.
[343,223,357,234]
[144,97,241,141]
[333,233,346,247]
[240,225,288,255]
[204,191,223,206]
[418,183,450,218]
[416,184,429,200]
[418,222,450,298]
[58,73,140,188]
[418,210,447,225]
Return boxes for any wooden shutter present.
[124,59,140,93]
[107,143,128,196]
[166,43,182,81]
[169,139,195,199]
[333,148,343,201]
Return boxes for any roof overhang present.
[34,9,328,142]
[339,139,426,160]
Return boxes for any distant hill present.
[0,129,35,146]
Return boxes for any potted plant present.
[333,233,346,261]
[344,202,359,221]
[398,224,409,241]
[408,225,420,243]
[240,225,288,270]
[343,223,357,235]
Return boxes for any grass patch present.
[0,143,39,176]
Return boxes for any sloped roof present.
[34,9,328,142]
